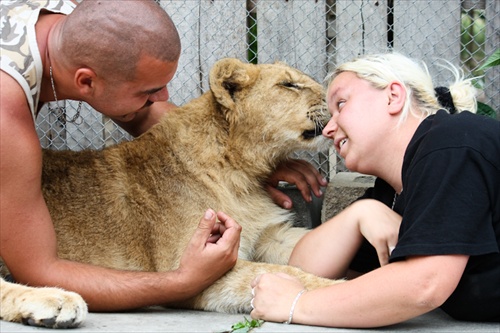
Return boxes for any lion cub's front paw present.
[19,288,87,328]
[1,280,87,328]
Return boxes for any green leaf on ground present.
[222,317,264,333]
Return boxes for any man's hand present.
[178,209,241,288]
[265,159,328,209]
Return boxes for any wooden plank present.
[335,0,387,66]
[257,0,327,82]
[395,0,461,85]
[159,1,247,103]
[199,1,247,91]
[36,104,67,150]
[159,0,202,106]
[66,102,107,150]
[103,115,132,148]
[484,0,499,115]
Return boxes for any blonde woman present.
[250,53,500,327]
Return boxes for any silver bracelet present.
[283,289,307,324]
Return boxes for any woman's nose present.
[322,116,337,138]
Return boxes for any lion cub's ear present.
[209,58,259,113]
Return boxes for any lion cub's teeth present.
[340,138,347,148]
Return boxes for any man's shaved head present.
[60,0,181,81]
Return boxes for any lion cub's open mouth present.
[302,127,324,139]
[302,103,329,139]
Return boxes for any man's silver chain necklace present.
[48,65,83,124]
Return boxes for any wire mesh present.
[36,0,499,179]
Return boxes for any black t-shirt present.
[349,110,500,322]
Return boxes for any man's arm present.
[265,159,328,209]
[0,72,241,311]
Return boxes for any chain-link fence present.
[36,0,500,179]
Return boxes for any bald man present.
[0,0,243,311]
[0,0,326,312]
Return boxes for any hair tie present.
[434,86,457,114]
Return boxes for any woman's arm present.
[289,199,401,278]
[251,254,468,328]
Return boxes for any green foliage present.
[461,9,486,77]
[247,13,258,64]
[478,48,500,71]
[219,317,264,333]
[477,101,497,119]
[476,49,499,119]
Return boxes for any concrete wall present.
[288,172,375,229]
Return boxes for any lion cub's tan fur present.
[1,59,339,325]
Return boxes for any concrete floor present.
[1,307,499,332]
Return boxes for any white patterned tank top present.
[0,0,75,120]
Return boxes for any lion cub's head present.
[208,58,330,158]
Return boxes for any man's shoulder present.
[0,71,33,117]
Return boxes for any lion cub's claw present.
[1,278,88,329]
[17,289,87,328]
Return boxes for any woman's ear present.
[74,68,96,96]
[387,81,406,115]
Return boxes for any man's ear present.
[74,68,97,96]
[387,81,406,115]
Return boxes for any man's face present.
[91,54,178,122]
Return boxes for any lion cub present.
[1,58,339,327]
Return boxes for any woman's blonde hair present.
[328,53,477,123]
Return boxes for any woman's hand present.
[250,273,305,323]
[351,199,402,266]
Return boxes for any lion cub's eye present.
[279,81,303,89]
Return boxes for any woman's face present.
[323,71,393,173]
